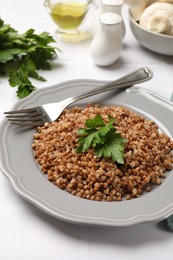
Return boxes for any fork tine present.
[7,115,44,122]
[4,107,39,115]
[4,106,51,127]
[5,112,43,119]
[9,120,45,126]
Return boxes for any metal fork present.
[4,67,153,127]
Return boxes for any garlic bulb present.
[139,2,173,35]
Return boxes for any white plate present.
[0,79,173,227]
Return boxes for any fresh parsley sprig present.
[0,18,60,98]
[76,115,128,164]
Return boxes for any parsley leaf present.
[76,115,128,164]
[0,18,60,98]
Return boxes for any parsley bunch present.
[0,18,59,98]
[76,115,128,164]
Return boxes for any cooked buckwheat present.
[32,104,173,201]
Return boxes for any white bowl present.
[129,10,173,56]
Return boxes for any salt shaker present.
[90,12,123,66]
[98,0,126,38]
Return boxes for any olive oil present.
[50,1,88,30]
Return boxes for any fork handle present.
[70,67,153,103]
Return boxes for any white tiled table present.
[0,1,173,259]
